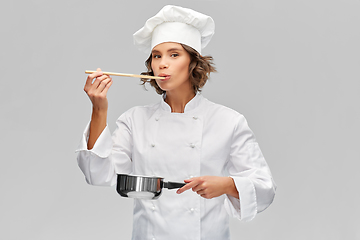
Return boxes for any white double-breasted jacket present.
[76,93,276,240]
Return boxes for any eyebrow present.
[152,48,184,54]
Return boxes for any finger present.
[176,180,199,194]
[85,69,103,91]
[184,178,195,183]
[96,78,112,92]
[101,79,113,95]
[197,190,212,199]
[87,69,103,83]
[192,184,205,192]
[93,74,108,86]
[101,78,113,95]
[196,189,206,195]
[180,177,203,193]
[92,75,112,92]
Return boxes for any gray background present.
[1,0,359,239]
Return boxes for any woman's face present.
[151,42,191,93]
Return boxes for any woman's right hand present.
[84,68,113,150]
[84,68,113,112]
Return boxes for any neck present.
[165,90,196,113]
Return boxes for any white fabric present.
[76,94,276,240]
[151,22,201,54]
[133,5,215,54]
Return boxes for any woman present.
[77,5,276,240]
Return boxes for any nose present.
[159,57,169,69]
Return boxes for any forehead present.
[152,42,184,52]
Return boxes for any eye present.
[152,54,161,59]
[171,53,179,57]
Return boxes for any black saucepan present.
[116,174,186,200]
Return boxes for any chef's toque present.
[133,5,215,54]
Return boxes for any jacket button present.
[190,208,195,212]
[190,143,195,148]
[151,206,155,211]
[193,116,198,120]
[151,144,155,147]
[155,117,159,121]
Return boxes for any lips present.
[158,74,171,81]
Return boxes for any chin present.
[156,82,171,92]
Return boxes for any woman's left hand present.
[177,176,239,199]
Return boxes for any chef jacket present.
[76,93,276,240]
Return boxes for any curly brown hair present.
[140,44,216,95]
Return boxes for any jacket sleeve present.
[75,113,133,186]
[224,114,276,222]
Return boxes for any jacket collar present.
[160,92,203,113]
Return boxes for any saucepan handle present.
[163,181,186,189]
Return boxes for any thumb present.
[184,178,194,183]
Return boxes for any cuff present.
[75,122,113,158]
[224,176,257,222]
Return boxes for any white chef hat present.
[133,5,215,55]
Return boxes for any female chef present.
[77,5,276,240]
